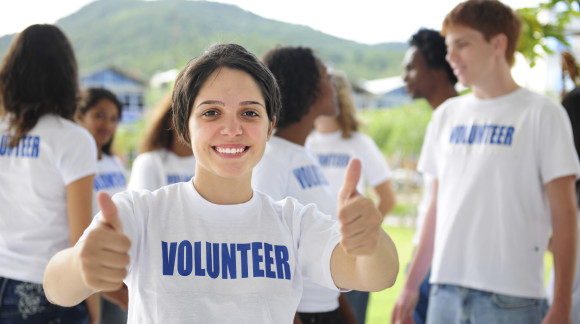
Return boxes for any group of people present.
[0,0,579,323]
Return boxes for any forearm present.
[43,246,96,307]
[332,230,399,291]
[550,213,578,312]
[85,294,101,324]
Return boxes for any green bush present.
[359,100,432,160]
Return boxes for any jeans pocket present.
[490,293,538,309]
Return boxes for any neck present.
[193,169,253,205]
[428,84,459,109]
[314,116,340,134]
[97,146,103,160]
[275,117,316,146]
[472,63,519,99]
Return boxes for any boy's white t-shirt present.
[252,136,339,312]
[79,182,342,323]
[128,149,196,191]
[305,130,392,202]
[92,154,127,216]
[0,114,97,284]
[418,88,580,298]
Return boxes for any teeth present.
[216,147,245,154]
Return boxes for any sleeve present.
[359,133,392,187]
[417,118,439,178]
[538,104,580,184]
[128,152,163,191]
[59,126,97,185]
[294,201,342,290]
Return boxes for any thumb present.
[338,158,362,206]
[97,191,123,233]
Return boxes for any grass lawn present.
[364,225,554,324]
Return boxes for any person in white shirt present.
[392,1,580,324]
[42,43,399,324]
[128,94,195,191]
[0,24,98,323]
[306,70,396,324]
[76,87,128,324]
[399,28,458,324]
[254,46,356,323]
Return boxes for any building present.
[80,65,147,123]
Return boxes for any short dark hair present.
[0,24,78,147]
[78,87,123,155]
[562,87,580,160]
[262,46,321,129]
[172,43,281,145]
[410,28,457,85]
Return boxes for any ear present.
[492,33,508,60]
[73,109,84,123]
[266,117,276,141]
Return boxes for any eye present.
[242,110,259,117]
[202,110,219,117]
[96,112,106,119]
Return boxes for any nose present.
[220,116,242,136]
[446,47,455,64]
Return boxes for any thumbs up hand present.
[78,191,131,292]
[337,158,382,256]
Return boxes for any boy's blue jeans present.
[426,284,548,324]
[0,277,88,323]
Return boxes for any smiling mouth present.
[213,146,249,154]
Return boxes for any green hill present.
[0,0,407,80]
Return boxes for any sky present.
[0,0,544,44]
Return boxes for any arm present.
[543,175,578,324]
[371,179,396,219]
[329,159,399,292]
[391,179,438,324]
[44,192,131,308]
[65,175,100,323]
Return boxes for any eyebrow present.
[195,100,265,109]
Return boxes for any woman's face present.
[188,67,274,182]
[77,98,120,151]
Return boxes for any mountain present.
[0,0,407,81]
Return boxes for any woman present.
[76,87,128,324]
[0,24,98,323]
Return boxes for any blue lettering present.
[275,245,291,280]
[504,126,514,145]
[489,125,498,144]
[177,240,193,276]
[221,243,236,279]
[292,165,329,189]
[162,241,177,275]
[206,242,220,279]
[237,243,251,278]
[194,241,205,276]
[252,242,264,278]
[264,243,276,279]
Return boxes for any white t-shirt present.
[305,130,392,202]
[418,88,580,298]
[252,136,339,313]
[0,114,97,284]
[93,154,127,216]
[128,149,196,191]
[79,182,342,323]
[413,173,433,246]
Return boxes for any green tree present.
[517,0,580,67]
